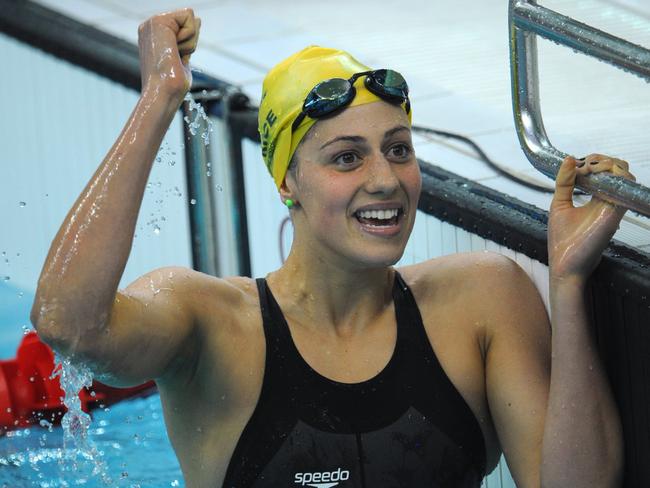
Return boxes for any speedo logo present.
[294,468,350,487]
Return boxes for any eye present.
[334,152,360,167]
[388,143,412,160]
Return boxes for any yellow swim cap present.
[258,46,412,189]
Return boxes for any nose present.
[365,155,399,195]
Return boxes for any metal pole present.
[182,95,221,276]
[509,0,650,217]
[182,89,253,277]
[513,1,650,80]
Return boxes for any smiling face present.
[282,101,422,269]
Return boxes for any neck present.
[268,244,395,334]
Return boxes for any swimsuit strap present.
[221,279,300,486]
[255,276,286,382]
[392,271,487,476]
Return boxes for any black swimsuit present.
[222,272,486,487]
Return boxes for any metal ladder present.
[510,0,650,217]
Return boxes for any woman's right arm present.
[30,9,204,387]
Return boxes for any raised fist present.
[137,8,201,100]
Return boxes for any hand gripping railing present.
[509,0,650,217]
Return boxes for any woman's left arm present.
[483,154,632,487]
[540,154,634,487]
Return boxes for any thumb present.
[551,156,578,211]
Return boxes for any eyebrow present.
[384,125,411,139]
[320,135,364,150]
[319,125,411,150]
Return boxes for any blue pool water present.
[1,280,184,486]
[0,393,183,487]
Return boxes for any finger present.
[587,159,635,180]
[174,8,196,43]
[551,156,578,210]
[178,19,200,56]
[609,164,637,182]
[583,154,629,170]
[587,164,634,216]
[575,157,589,176]
[583,153,607,165]
[587,158,614,173]
[612,158,629,171]
[178,39,197,56]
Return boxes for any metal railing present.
[181,87,252,278]
[509,0,650,217]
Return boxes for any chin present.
[347,246,406,269]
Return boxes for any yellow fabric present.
[258,46,412,189]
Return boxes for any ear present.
[278,178,290,202]
[278,170,297,203]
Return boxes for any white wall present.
[0,33,192,352]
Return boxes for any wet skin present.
[31,8,631,488]
[278,102,421,271]
[152,256,509,487]
[150,103,511,486]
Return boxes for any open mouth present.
[354,208,404,227]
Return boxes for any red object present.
[0,332,157,431]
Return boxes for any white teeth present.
[357,208,400,220]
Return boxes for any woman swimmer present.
[31,8,631,488]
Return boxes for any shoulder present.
[398,250,522,300]
[145,268,263,386]
[127,265,255,306]
[125,266,261,340]
[399,251,545,335]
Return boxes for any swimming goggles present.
[291,69,411,132]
